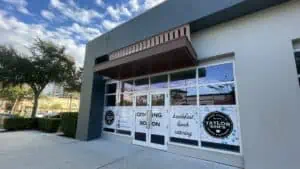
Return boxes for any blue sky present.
[0,0,166,66]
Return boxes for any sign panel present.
[170,106,199,141]
[116,108,133,131]
[105,110,115,125]
[200,106,240,147]
[103,107,117,129]
[203,111,233,138]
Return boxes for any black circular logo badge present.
[203,111,233,138]
[105,110,115,126]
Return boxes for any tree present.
[0,86,32,113]
[0,39,79,117]
[64,67,83,93]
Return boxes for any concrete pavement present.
[0,131,241,169]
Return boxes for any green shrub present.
[37,118,61,133]
[61,113,78,138]
[2,117,36,130]
[0,117,5,128]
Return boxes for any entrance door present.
[133,92,168,150]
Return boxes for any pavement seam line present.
[96,149,145,169]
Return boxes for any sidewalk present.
[0,131,241,169]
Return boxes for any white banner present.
[103,107,118,129]
[116,107,133,131]
[170,106,199,141]
[200,106,240,146]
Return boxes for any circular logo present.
[105,110,115,126]
[203,111,233,138]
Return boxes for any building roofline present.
[87,0,290,60]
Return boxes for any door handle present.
[147,110,152,129]
[146,110,149,129]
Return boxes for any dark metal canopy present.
[94,37,198,80]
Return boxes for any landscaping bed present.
[37,118,61,133]
[0,117,36,131]
[60,113,78,138]
[0,112,78,138]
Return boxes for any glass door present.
[133,93,149,147]
[133,91,168,150]
[148,92,168,150]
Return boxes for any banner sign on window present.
[105,110,115,126]
[103,107,117,129]
[116,108,133,131]
[200,106,240,148]
[203,111,233,138]
[170,106,199,141]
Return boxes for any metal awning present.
[94,37,198,79]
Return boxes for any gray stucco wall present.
[77,0,298,168]
[191,1,300,168]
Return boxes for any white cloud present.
[95,0,105,7]
[50,0,103,25]
[41,10,55,21]
[66,23,102,41]
[0,0,169,67]
[0,10,86,66]
[2,0,31,15]
[107,4,132,21]
[102,20,122,30]
[129,0,140,12]
[144,0,166,10]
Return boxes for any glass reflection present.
[106,95,116,106]
[120,93,133,106]
[136,95,147,106]
[199,83,236,105]
[170,70,196,87]
[170,88,197,105]
[151,75,168,89]
[121,80,134,92]
[135,78,149,91]
[151,94,165,106]
[198,63,234,84]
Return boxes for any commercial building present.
[76,0,300,169]
[42,83,65,97]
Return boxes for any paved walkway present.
[0,131,240,169]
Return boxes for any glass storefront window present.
[150,75,168,89]
[170,69,196,87]
[136,95,148,106]
[170,87,197,105]
[135,78,149,91]
[121,80,134,92]
[106,83,117,94]
[198,63,234,84]
[106,95,116,106]
[199,83,236,105]
[120,93,133,106]
[151,94,165,106]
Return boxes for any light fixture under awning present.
[94,37,198,80]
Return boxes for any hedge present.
[1,117,36,131]
[37,118,61,133]
[61,113,78,138]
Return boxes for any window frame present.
[102,60,242,155]
[104,81,118,107]
[294,49,300,85]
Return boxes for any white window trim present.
[294,48,300,53]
